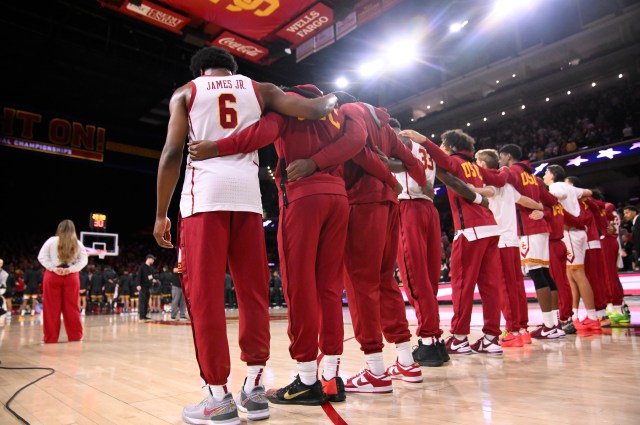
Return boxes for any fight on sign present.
[90,213,107,231]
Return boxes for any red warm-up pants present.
[498,246,526,332]
[585,248,608,310]
[278,194,348,362]
[601,236,624,305]
[549,239,573,321]
[449,234,502,337]
[42,270,83,343]
[345,202,411,355]
[180,211,270,386]
[397,199,443,338]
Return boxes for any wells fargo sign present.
[1,108,106,162]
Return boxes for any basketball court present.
[1,300,639,425]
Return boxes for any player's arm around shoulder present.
[256,82,337,120]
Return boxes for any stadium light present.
[618,73,623,79]
[384,39,419,67]
[512,73,517,78]
[492,0,536,18]
[501,111,506,116]
[440,100,444,105]
[335,77,349,89]
[449,20,469,33]
[358,59,383,77]
[567,90,571,95]
[483,117,487,122]
[545,97,550,102]
[521,105,526,109]
[591,82,596,87]
[496,80,500,84]
[466,122,471,127]
[427,105,431,109]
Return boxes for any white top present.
[180,74,263,217]
[37,237,88,273]
[486,183,521,248]
[454,225,501,242]
[549,181,584,217]
[396,141,436,201]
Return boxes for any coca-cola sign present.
[211,32,268,63]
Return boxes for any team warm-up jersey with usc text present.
[395,141,436,202]
[180,74,263,217]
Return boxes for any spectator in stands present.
[20,261,42,316]
[169,265,187,320]
[623,206,640,270]
[224,272,237,309]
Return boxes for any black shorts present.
[23,285,39,296]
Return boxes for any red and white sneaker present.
[554,324,566,337]
[470,335,503,355]
[530,324,561,339]
[385,359,423,383]
[519,329,532,344]
[344,368,393,393]
[444,335,472,355]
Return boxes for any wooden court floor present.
[1,301,639,425]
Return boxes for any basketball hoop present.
[97,250,106,260]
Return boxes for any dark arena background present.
[1,1,640,424]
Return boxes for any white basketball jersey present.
[180,74,263,217]
[395,141,436,201]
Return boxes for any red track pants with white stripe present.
[180,211,270,386]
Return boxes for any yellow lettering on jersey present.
[552,204,564,216]
[581,200,589,210]
[327,110,340,129]
[461,162,481,179]
[520,172,538,186]
[210,0,279,17]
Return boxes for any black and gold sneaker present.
[267,375,327,406]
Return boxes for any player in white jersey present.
[381,120,487,366]
[474,150,549,345]
[154,47,345,425]
[543,164,599,327]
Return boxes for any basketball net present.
[97,250,106,260]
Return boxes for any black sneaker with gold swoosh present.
[267,375,327,406]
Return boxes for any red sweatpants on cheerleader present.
[549,239,573,321]
[279,194,348,362]
[180,211,270,386]
[345,202,411,354]
[498,246,525,332]
[42,270,82,343]
[449,235,502,336]
[585,248,608,310]
[601,237,624,305]
[397,199,442,338]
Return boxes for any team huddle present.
[154,47,629,425]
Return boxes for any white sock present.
[606,303,614,313]
[613,305,623,314]
[396,341,414,367]
[365,352,385,376]
[453,334,467,340]
[206,384,228,401]
[322,355,340,380]
[586,309,597,321]
[297,360,318,386]
[542,311,555,328]
[596,309,606,319]
[573,308,579,320]
[551,309,559,326]
[421,338,434,345]
[244,366,264,392]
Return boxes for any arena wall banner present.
[160,0,317,40]
[275,2,334,46]
[115,0,190,33]
[1,107,105,162]
[211,32,269,63]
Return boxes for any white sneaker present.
[470,335,503,355]
[182,392,240,425]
